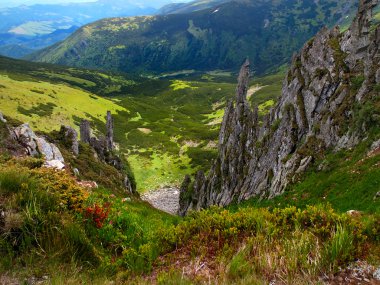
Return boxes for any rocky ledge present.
[179,0,380,215]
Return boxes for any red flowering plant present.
[84,202,111,229]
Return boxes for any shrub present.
[85,203,111,229]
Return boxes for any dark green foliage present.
[18,102,56,117]
[187,147,218,168]
[29,0,357,76]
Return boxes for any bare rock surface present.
[0,112,6,123]
[12,123,65,169]
[142,187,180,215]
[179,0,380,215]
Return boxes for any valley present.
[0,56,282,192]
[0,0,380,284]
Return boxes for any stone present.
[77,181,98,189]
[44,160,65,170]
[60,125,79,156]
[346,210,362,217]
[374,191,380,200]
[12,124,64,163]
[106,111,114,151]
[73,168,80,177]
[12,123,39,156]
[124,175,134,193]
[179,0,380,215]
[374,267,380,280]
[80,119,91,143]
[0,112,6,123]
[368,139,380,156]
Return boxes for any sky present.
[0,0,190,8]
[0,0,95,7]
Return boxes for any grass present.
[0,56,286,192]
[2,154,376,285]
[0,74,125,133]
[236,139,380,214]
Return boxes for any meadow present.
[0,56,281,192]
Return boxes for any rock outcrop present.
[79,112,136,194]
[0,112,6,123]
[12,123,65,170]
[80,119,91,144]
[59,125,79,156]
[179,0,380,215]
[106,111,114,151]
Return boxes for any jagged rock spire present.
[80,119,91,143]
[178,0,380,216]
[354,0,378,35]
[236,58,250,103]
[106,111,114,151]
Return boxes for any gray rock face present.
[80,120,91,143]
[79,113,136,193]
[179,0,380,215]
[60,125,79,156]
[12,123,65,169]
[106,111,114,151]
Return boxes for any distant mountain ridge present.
[29,0,358,75]
[0,0,185,58]
[159,0,230,15]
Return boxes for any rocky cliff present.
[179,0,380,215]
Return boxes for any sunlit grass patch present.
[0,75,125,132]
[258,99,275,116]
[170,80,199,91]
[128,151,193,192]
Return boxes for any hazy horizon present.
[0,0,191,9]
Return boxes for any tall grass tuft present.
[322,224,355,271]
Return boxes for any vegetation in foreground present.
[0,115,379,284]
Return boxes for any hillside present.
[0,56,263,192]
[179,0,380,215]
[0,0,182,58]
[159,0,229,15]
[1,0,380,283]
[28,0,357,75]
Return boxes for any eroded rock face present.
[79,113,136,194]
[179,0,380,215]
[12,123,65,169]
[106,111,114,151]
[60,125,79,156]
[80,120,91,144]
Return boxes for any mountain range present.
[0,0,188,58]
[28,0,358,75]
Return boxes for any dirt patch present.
[142,187,180,215]
[138,128,152,134]
[247,85,266,100]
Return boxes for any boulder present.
[44,160,65,170]
[12,123,65,169]
[0,112,6,123]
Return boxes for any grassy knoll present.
[0,74,125,132]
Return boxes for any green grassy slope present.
[28,0,357,75]
[0,56,284,192]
